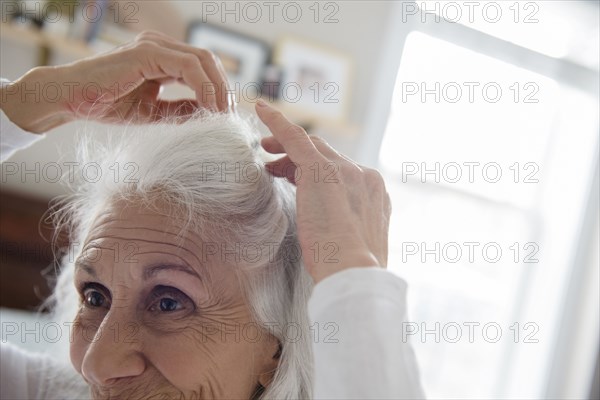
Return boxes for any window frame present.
[359,2,600,398]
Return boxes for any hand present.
[255,100,392,284]
[0,31,232,133]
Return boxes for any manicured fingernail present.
[256,99,268,108]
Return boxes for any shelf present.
[1,23,359,136]
[1,22,94,59]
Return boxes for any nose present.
[81,313,146,387]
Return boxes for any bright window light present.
[416,0,599,69]
[380,30,598,399]
[380,31,559,210]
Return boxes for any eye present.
[148,286,193,313]
[158,298,179,312]
[81,283,110,309]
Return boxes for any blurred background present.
[0,1,598,399]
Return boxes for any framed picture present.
[187,23,270,95]
[274,36,352,123]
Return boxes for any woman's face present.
[70,200,280,399]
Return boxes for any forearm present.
[0,78,48,161]
[309,267,426,399]
[0,66,73,134]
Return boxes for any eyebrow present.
[75,262,203,282]
[143,263,203,282]
[76,263,97,277]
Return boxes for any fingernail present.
[256,99,268,108]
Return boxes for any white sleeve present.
[1,78,45,162]
[308,267,426,399]
[0,342,31,399]
[0,342,89,400]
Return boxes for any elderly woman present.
[0,32,424,399]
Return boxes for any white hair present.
[45,111,314,399]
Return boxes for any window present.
[378,2,599,399]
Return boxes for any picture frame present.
[274,36,352,123]
[187,22,270,95]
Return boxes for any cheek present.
[144,316,263,395]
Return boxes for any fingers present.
[264,155,297,184]
[260,136,286,154]
[255,100,324,166]
[261,127,352,177]
[132,42,216,109]
[255,101,366,185]
[133,31,232,112]
[211,53,236,112]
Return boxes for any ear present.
[258,340,282,388]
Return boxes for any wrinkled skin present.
[70,200,280,399]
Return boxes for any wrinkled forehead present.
[80,198,231,284]
[83,198,191,246]
[85,198,190,243]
